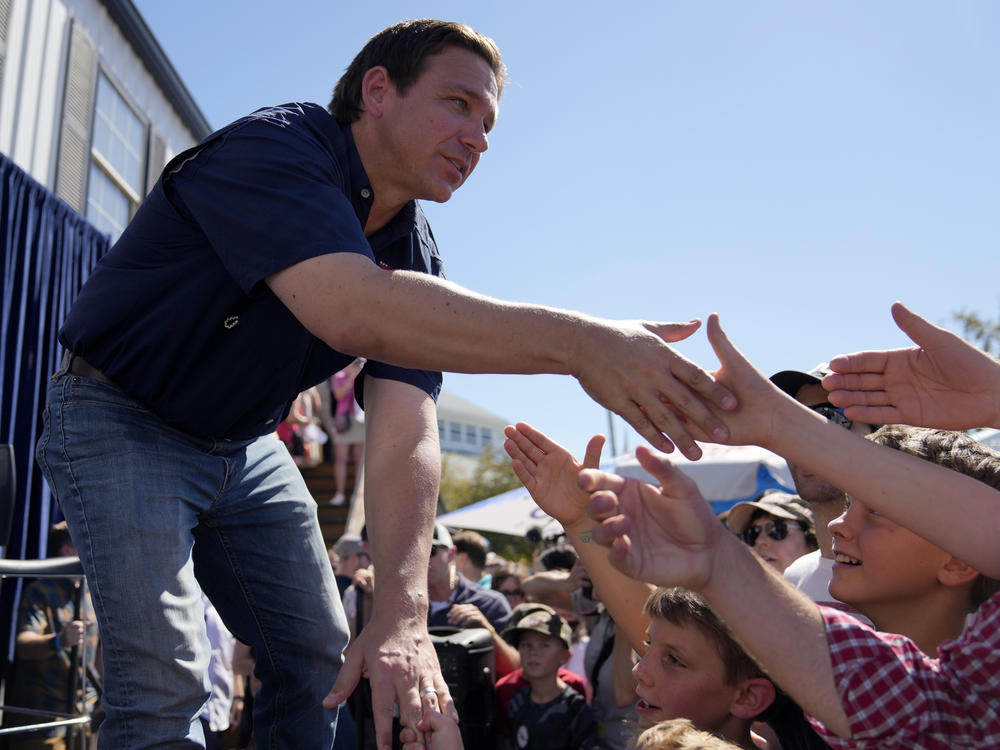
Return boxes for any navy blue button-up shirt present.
[60,103,443,440]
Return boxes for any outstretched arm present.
[503,423,653,652]
[702,314,1000,578]
[822,301,1000,430]
[269,253,736,459]
[580,448,850,737]
[323,377,452,748]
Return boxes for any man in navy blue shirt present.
[38,19,736,750]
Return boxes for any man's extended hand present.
[822,301,1000,430]
[504,422,604,527]
[324,612,454,750]
[579,445,723,591]
[574,320,737,459]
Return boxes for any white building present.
[0,0,210,238]
[436,389,510,475]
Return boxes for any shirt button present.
[360,188,371,199]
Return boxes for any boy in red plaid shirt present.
[580,304,1000,750]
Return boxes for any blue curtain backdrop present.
[0,152,109,656]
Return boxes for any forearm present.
[269,254,586,376]
[697,535,850,737]
[610,630,637,708]
[15,630,58,660]
[563,519,654,654]
[492,632,521,677]
[363,377,440,620]
[767,400,1000,577]
[521,570,574,597]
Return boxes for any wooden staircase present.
[299,454,361,549]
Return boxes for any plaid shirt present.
[807,591,1000,749]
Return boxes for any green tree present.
[953,306,1000,355]
[439,444,523,512]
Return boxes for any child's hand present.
[400,709,464,750]
[504,423,604,528]
[824,301,1000,430]
[700,314,794,449]
[581,445,724,591]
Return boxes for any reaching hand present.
[574,320,737,459]
[504,423,605,527]
[324,613,455,750]
[822,302,1000,430]
[446,603,490,630]
[400,709,464,750]
[579,445,724,591]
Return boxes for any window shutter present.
[146,128,165,194]
[0,0,11,102]
[55,20,96,214]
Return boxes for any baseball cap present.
[726,491,814,535]
[431,523,453,548]
[500,602,572,649]
[769,363,832,399]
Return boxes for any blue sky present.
[134,0,999,455]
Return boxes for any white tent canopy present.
[437,442,794,538]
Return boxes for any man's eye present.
[667,654,686,668]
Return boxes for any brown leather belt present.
[63,352,116,386]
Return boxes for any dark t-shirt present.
[59,103,443,440]
[505,683,599,750]
[428,574,511,631]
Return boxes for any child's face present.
[517,631,569,681]
[632,617,738,732]
[829,494,952,614]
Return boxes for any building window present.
[438,419,446,441]
[480,427,492,446]
[87,74,145,240]
[449,422,462,443]
[465,424,477,444]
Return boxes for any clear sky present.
[134,0,999,455]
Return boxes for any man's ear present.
[360,66,393,117]
[938,556,980,588]
[729,677,776,720]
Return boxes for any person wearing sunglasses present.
[726,492,818,574]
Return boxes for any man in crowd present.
[769,365,873,605]
[428,524,510,631]
[452,530,491,588]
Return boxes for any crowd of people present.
[396,302,1000,750]
[20,10,999,750]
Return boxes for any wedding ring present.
[419,687,438,697]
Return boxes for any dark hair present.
[329,19,506,124]
[539,545,577,572]
[453,530,488,569]
[645,587,764,687]
[491,563,530,592]
[48,521,74,558]
[869,425,1000,608]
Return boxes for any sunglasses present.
[500,588,525,599]
[742,518,801,546]
[430,545,449,561]
[810,402,853,430]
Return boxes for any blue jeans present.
[37,371,348,749]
